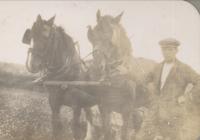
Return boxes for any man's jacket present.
[146,59,200,103]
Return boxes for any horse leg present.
[121,108,133,140]
[85,106,103,140]
[84,107,94,140]
[48,88,63,140]
[84,107,103,140]
[51,109,62,140]
[99,106,112,140]
[72,106,87,140]
[84,108,93,126]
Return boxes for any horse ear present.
[114,11,124,23]
[96,9,101,22]
[36,14,42,22]
[22,29,32,45]
[47,15,56,26]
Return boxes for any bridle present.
[25,26,82,78]
[26,45,48,73]
[25,28,53,74]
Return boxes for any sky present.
[0,1,200,72]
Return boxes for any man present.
[139,38,200,140]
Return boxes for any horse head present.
[22,14,77,79]
[22,15,56,73]
[87,10,124,50]
[87,10,133,80]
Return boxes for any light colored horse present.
[87,10,156,140]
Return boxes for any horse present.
[86,10,153,140]
[22,15,98,140]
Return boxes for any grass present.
[0,62,73,140]
[0,60,199,140]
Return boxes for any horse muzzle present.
[26,48,42,73]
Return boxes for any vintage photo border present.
[0,0,199,140]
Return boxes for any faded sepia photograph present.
[0,0,199,140]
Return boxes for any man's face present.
[161,46,178,62]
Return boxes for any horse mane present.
[111,24,132,58]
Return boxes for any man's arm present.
[183,64,200,103]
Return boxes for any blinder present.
[22,29,32,45]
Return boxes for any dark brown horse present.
[22,15,98,140]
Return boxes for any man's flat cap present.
[159,38,180,47]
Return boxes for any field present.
[0,61,200,140]
[0,62,76,140]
